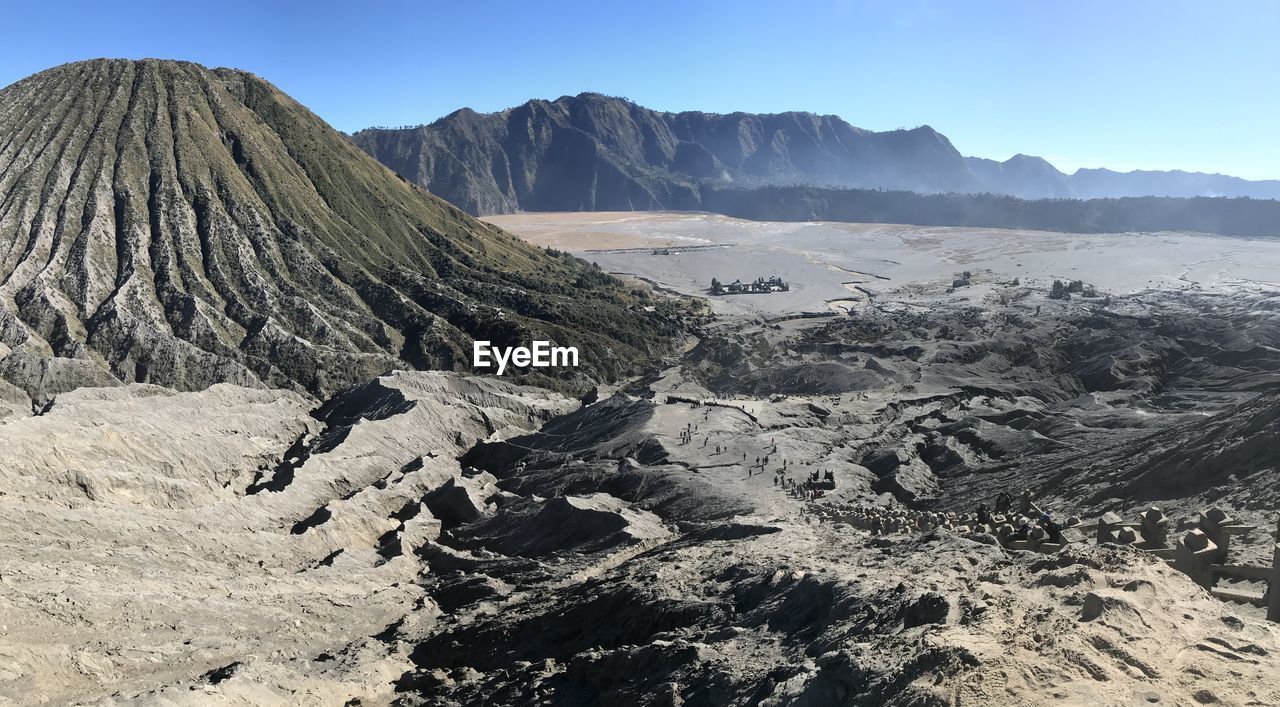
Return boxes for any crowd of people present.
[673,404,848,502]
[670,406,1085,553]
[975,490,1066,544]
[776,468,837,500]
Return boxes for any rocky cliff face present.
[351,93,982,215]
[0,61,677,401]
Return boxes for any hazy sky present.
[1,1,1276,179]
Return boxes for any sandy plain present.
[487,211,1280,315]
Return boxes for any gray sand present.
[488,212,1280,314]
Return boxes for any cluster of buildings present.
[710,276,790,295]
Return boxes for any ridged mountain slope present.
[0,60,676,401]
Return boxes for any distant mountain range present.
[351,93,1280,215]
[965,155,1280,201]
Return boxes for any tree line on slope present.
[698,185,1280,237]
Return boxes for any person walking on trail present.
[1040,513,1063,544]
[1018,489,1035,515]
[976,503,993,528]
[994,491,1013,514]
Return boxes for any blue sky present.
[1,1,1276,179]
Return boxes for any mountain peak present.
[1005,153,1053,166]
[0,60,674,400]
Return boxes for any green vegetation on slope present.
[700,184,1280,238]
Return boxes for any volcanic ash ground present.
[4,278,1280,705]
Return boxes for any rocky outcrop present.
[0,371,577,702]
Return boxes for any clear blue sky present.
[2,1,1277,179]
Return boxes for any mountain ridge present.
[353,93,1280,214]
[351,92,983,215]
